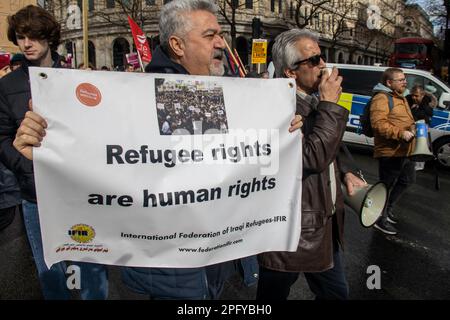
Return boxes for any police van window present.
[404,74,424,96]
[424,80,444,104]
[405,74,444,105]
[339,69,383,96]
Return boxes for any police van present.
[329,63,450,169]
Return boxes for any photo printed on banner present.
[155,78,229,135]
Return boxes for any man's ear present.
[168,35,184,58]
[284,68,297,79]
[386,80,392,88]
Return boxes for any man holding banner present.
[257,29,365,300]
[14,0,302,300]
[0,5,108,300]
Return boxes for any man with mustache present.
[13,0,301,299]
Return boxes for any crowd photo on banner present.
[1,0,449,302]
[155,78,228,135]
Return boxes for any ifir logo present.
[68,224,96,243]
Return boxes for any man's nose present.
[215,35,226,49]
[23,37,32,47]
[319,57,326,68]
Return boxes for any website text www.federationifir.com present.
[178,239,244,253]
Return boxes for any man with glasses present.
[257,29,365,300]
[371,68,416,235]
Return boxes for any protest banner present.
[125,52,140,69]
[29,68,302,268]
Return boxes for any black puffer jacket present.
[0,52,62,202]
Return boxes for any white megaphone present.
[409,120,434,162]
[342,182,387,228]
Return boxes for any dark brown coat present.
[258,95,349,272]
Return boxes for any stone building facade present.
[403,3,434,39]
[43,0,434,70]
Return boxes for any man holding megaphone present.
[370,68,416,235]
[257,29,366,300]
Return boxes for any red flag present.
[127,16,152,63]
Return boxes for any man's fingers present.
[19,117,46,138]
[291,115,302,126]
[14,134,41,148]
[346,181,354,196]
[328,67,339,81]
[24,111,47,129]
[28,99,33,111]
[289,115,303,132]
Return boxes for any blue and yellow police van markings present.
[338,92,450,132]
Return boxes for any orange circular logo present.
[76,83,102,107]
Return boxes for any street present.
[1,144,449,300]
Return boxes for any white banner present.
[29,68,302,268]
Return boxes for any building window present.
[113,38,130,69]
[88,40,96,68]
[290,2,293,19]
[271,0,275,12]
[145,0,156,5]
[163,0,172,4]
[245,0,252,9]
[106,0,115,8]
[278,0,282,13]
[77,0,94,11]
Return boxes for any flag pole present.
[233,48,247,75]
[223,38,244,77]
[137,50,144,72]
[82,0,89,67]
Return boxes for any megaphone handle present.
[357,170,367,185]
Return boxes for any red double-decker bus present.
[389,37,442,74]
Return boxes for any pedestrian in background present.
[370,68,416,235]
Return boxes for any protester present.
[13,0,302,300]
[125,63,135,72]
[405,84,436,170]
[0,5,108,299]
[257,29,365,300]
[370,68,416,235]
[406,84,436,124]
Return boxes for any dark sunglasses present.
[293,53,326,68]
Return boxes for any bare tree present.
[292,0,330,29]
[44,1,158,31]
[327,3,356,51]
[408,0,447,40]
[217,0,259,50]
[350,9,396,64]
[91,0,158,31]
